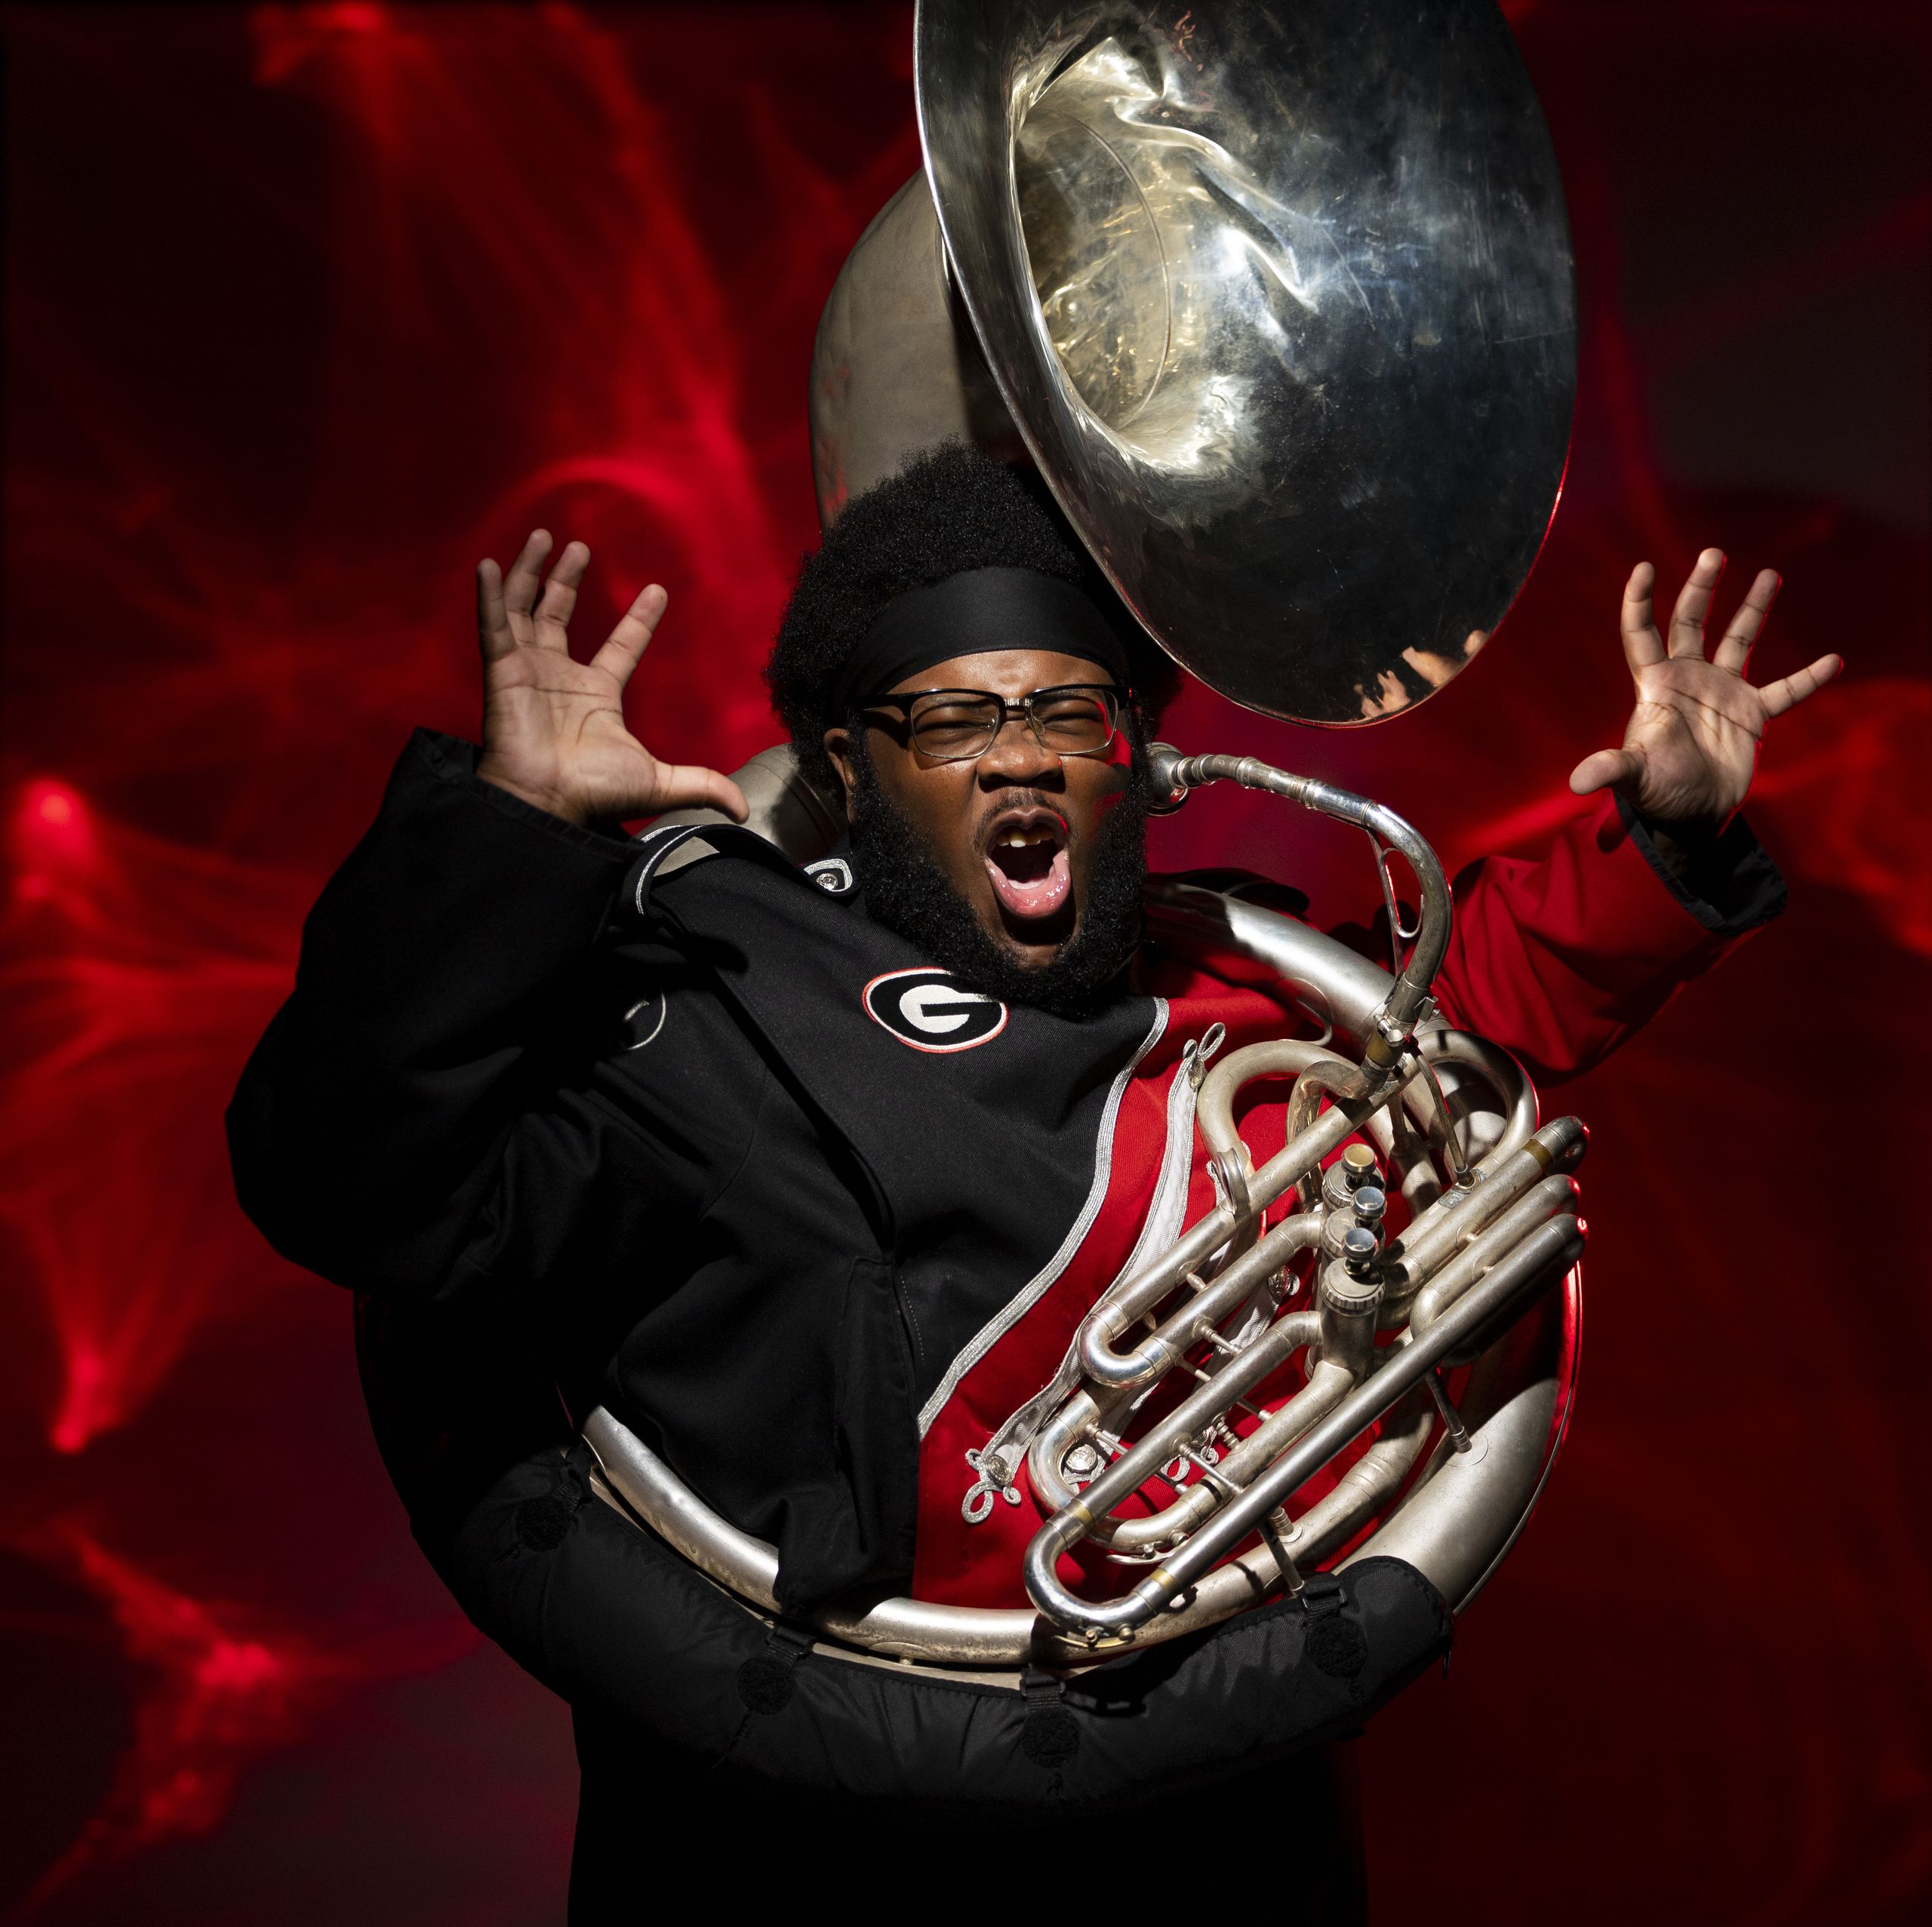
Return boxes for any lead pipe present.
[1147,750,1453,1034]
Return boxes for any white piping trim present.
[629,822,712,914]
[959,1028,1208,1490]
[1111,1040,1203,1295]
[915,998,1169,1438]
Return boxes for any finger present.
[1619,562,1666,672]
[1568,746,1644,797]
[589,583,669,685]
[1713,567,1780,675]
[1758,652,1844,721]
[475,558,515,662]
[533,539,590,650]
[655,764,749,824]
[502,529,553,648]
[1666,548,1726,659]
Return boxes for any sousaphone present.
[588,0,1583,1664]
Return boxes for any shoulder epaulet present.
[620,822,817,924]
[802,856,856,898]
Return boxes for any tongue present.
[986,845,1071,920]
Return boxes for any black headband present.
[830,567,1134,716]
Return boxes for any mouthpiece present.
[1146,741,1191,815]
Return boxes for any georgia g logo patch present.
[863,967,1009,1054]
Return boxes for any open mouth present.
[983,808,1071,921]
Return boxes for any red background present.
[3,4,1928,1920]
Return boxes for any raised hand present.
[473,530,746,828]
[1568,549,1841,827]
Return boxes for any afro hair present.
[766,441,1178,800]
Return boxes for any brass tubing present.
[1196,1040,1354,1228]
[1097,1357,1355,1554]
[1149,752,1452,1033]
[1025,1216,1584,1639]
[1374,1095,1441,1216]
[1048,1311,1322,1545]
[1287,1059,1377,1209]
[1387,1117,1586,1293]
[1412,1051,1473,1187]
[1422,1030,1540,1163]
[1076,1209,1242,1372]
[1026,1387,1111,1520]
[1341,1283,1573,1615]
[1077,1096,1371,1387]
[1193,1030,1518,1238]
[1133,1219,1583,1618]
[1195,1041,1348,1161]
[1281,1384,1437,1569]
[1044,1176,1572,1569]
[1408,1175,1580,1337]
[1075,1210,1324,1389]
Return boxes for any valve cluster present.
[1316,1142,1387,1376]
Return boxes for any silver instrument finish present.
[813,1,1576,724]
[927,0,1575,724]
[587,748,1587,1667]
[587,1,1590,1670]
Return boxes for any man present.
[229,445,1837,1913]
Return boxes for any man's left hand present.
[1568,548,1842,828]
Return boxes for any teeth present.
[998,827,1054,848]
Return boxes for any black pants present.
[422,1446,1417,1921]
[567,1704,1369,1921]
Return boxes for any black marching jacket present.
[232,731,1183,1609]
[232,727,1780,1609]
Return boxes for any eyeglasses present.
[859,684,1128,764]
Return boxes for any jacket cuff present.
[1617,794,1787,940]
[410,730,640,864]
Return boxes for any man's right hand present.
[473,529,749,828]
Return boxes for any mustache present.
[973,788,1069,839]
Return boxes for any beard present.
[847,741,1151,1020]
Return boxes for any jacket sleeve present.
[226,729,678,1302]
[1425,793,1787,1085]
